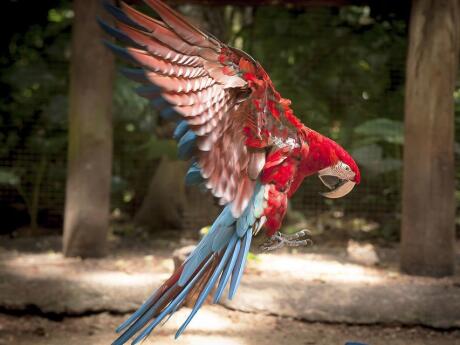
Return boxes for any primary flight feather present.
[99,1,360,343]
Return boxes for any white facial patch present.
[319,161,355,180]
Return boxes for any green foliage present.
[239,5,406,145]
[352,117,403,177]
[352,144,401,175]
[0,3,72,230]
[247,251,260,263]
[0,2,170,224]
[354,118,404,145]
[0,2,458,239]
[0,169,20,186]
[111,75,171,214]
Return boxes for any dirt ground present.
[0,235,459,345]
[1,305,460,345]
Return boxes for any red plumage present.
[101,1,361,343]
[106,0,360,233]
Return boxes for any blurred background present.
[0,1,459,344]
[0,0,417,240]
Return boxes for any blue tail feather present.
[103,0,268,341]
[174,234,238,338]
[229,230,253,300]
[129,255,215,345]
[115,289,160,333]
[113,282,180,345]
[113,184,265,344]
[179,206,235,285]
[213,238,241,303]
[211,225,234,252]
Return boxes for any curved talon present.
[260,229,312,252]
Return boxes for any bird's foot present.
[260,229,312,251]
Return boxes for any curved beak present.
[318,174,356,199]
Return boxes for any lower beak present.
[320,177,356,199]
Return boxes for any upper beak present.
[318,175,356,199]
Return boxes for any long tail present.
[113,184,266,345]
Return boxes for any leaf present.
[354,118,404,145]
[0,169,20,186]
[352,144,401,175]
[352,144,383,162]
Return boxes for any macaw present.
[99,1,360,344]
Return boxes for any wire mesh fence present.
[0,2,458,239]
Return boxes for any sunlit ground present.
[254,253,386,284]
[0,237,459,345]
[0,246,392,287]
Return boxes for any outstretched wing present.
[100,0,304,217]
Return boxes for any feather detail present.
[105,42,207,79]
[102,1,149,32]
[203,60,246,88]
[185,162,204,185]
[174,91,227,119]
[232,177,255,217]
[248,150,266,180]
[143,0,220,51]
[173,120,189,140]
[103,0,306,242]
[120,1,168,32]
[144,73,215,93]
[116,18,218,61]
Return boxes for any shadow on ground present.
[0,235,459,345]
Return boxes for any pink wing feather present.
[102,0,303,217]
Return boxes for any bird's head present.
[318,149,360,199]
[302,130,360,199]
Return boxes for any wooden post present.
[401,0,460,276]
[63,0,114,257]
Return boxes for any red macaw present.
[100,1,360,344]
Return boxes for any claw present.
[260,229,312,252]
[282,229,310,241]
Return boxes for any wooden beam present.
[401,0,460,277]
[170,0,351,5]
[126,0,353,6]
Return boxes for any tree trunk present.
[401,0,460,276]
[134,157,188,231]
[63,0,114,257]
[134,157,220,237]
